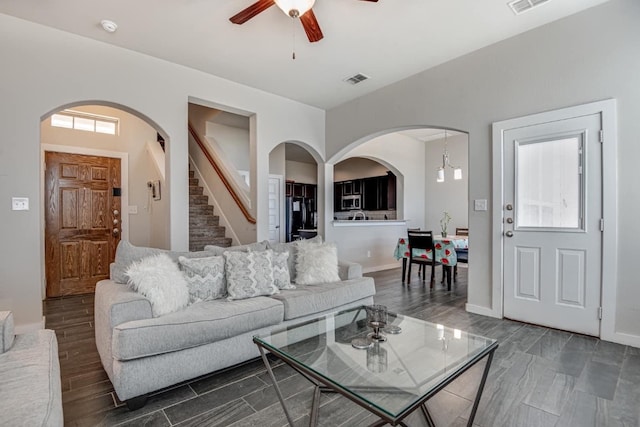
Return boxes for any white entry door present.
[502,113,602,336]
[268,176,281,243]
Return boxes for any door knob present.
[505,231,514,237]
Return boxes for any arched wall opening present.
[324,125,469,284]
[269,141,323,242]
[40,101,170,298]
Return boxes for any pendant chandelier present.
[436,131,462,183]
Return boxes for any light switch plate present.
[12,197,29,211]
[128,205,138,214]
[474,199,487,211]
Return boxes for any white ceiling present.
[0,0,609,109]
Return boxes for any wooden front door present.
[45,152,121,297]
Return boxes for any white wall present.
[425,134,469,234]
[285,160,317,184]
[0,13,324,330]
[40,105,169,248]
[205,122,250,174]
[325,0,640,341]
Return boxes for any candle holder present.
[366,342,388,373]
[365,304,388,342]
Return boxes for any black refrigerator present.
[286,196,315,242]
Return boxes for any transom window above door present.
[50,109,119,135]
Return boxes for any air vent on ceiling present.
[508,0,550,15]
[343,73,370,85]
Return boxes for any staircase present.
[189,169,232,251]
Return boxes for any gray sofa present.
[95,240,375,408]
[0,311,64,426]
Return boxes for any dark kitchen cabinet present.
[334,182,343,211]
[292,183,304,197]
[285,181,293,197]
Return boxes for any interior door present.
[268,176,281,243]
[45,152,121,297]
[503,113,602,336]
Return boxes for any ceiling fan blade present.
[300,9,324,43]
[230,0,275,25]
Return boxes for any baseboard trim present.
[362,263,400,274]
[604,330,640,348]
[15,316,45,334]
[465,303,501,319]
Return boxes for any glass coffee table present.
[253,307,497,427]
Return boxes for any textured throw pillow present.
[178,255,226,303]
[126,253,190,317]
[204,240,269,256]
[270,250,295,290]
[224,250,278,300]
[295,242,341,285]
[268,236,322,283]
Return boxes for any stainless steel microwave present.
[341,195,361,210]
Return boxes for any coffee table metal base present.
[256,343,495,427]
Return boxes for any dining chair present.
[407,230,440,287]
[453,227,468,279]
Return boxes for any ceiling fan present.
[230,0,378,43]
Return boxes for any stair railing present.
[188,122,256,224]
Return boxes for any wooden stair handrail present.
[188,122,256,224]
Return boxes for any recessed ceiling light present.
[100,20,118,33]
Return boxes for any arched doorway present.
[41,103,169,297]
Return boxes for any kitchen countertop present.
[332,220,407,227]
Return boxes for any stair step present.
[189,216,220,227]
[189,205,214,215]
[189,178,199,186]
[189,170,195,178]
[189,186,203,195]
[189,227,227,238]
[189,194,209,205]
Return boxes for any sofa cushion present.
[0,330,63,427]
[111,240,217,284]
[272,251,295,290]
[267,236,322,282]
[295,242,340,285]
[179,255,227,302]
[112,297,284,361]
[269,277,376,320]
[204,240,269,256]
[225,250,279,300]
[0,311,14,353]
[126,253,190,317]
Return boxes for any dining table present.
[393,235,469,290]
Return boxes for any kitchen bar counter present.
[332,220,407,227]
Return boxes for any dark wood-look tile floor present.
[44,267,640,427]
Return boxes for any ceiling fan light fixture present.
[274,0,316,18]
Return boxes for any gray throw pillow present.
[271,250,295,290]
[224,250,278,300]
[204,240,269,256]
[267,236,322,283]
[178,255,226,303]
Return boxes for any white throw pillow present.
[224,250,279,300]
[295,242,341,285]
[178,255,226,303]
[126,253,190,317]
[271,250,295,290]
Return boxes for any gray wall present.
[326,0,640,338]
